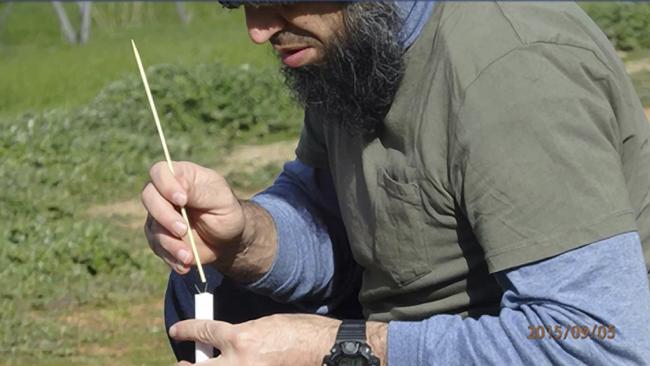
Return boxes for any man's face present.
[244,2,405,136]
[244,3,345,68]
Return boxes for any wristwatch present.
[323,320,380,366]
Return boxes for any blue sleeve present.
[246,160,360,314]
[388,231,650,365]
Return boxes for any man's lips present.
[275,46,314,68]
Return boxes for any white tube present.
[195,292,214,362]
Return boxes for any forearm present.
[387,232,650,365]
[241,160,357,312]
[388,309,612,365]
[212,200,277,283]
[244,191,338,309]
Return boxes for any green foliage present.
[581,2,650,51]
[0,3,272,117]
[0,62,301,357]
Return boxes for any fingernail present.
[178,249,190,264]
[173,221,187,236]
[172,192,187,206]
[169,325,177,337]
[176,263,186,273]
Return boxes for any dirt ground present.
[626,57,650,75]
[86,140,297,229]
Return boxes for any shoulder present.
[430,2,617,94]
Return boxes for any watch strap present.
[336,319,367,342]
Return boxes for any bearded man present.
[141,2,650,365]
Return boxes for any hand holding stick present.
[132,39,214,362]
[131,39,207,284]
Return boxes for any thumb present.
[169,319,233,348]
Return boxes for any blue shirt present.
[249,160,650,365]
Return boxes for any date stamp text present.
[527,324,616,340]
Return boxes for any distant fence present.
[0,1,193,44]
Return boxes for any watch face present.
[338,357,368,366]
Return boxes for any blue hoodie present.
[395,1,435,48]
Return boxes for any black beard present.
[281,2,405,137]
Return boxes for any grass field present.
[0,3,274,117]
[1,3,649,366]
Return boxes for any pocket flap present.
[377,168,421,206]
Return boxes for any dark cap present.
[219,1,331,9]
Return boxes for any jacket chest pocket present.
[373,168,432,286]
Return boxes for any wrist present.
[319,319,343,364]
[216,200,277,282]
[367,321,388,365]
[239,200,274,256]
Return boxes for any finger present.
[145,217,193,270]
[156,222,194,267]
[173,162,236,212]
[169,319,233,347]
[149,160,189,207]
[142,182,187,237]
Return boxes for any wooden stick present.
[131,39,207,284]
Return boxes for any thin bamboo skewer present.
[131,39,207,284]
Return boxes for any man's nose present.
[245,7,286,44]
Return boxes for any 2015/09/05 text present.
[527,325,616,340]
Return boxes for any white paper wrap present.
[195,292,214,362]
